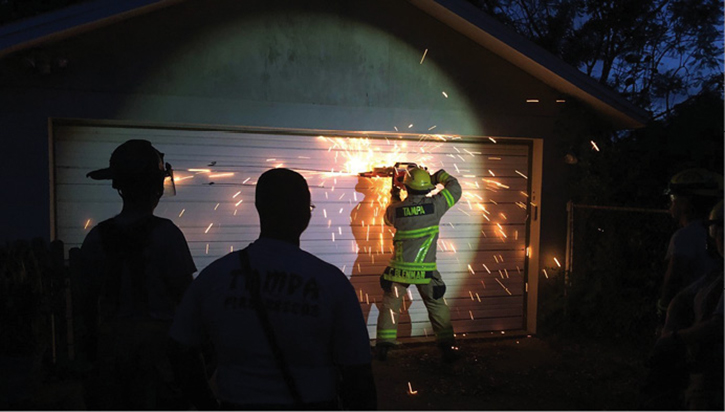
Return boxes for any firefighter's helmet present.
[665,168,723,197]
[87,139,175,196]
[404,167,435,192]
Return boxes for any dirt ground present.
[22,334,650,410]
[374,334,649,410]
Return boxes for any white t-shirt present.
[170,237,371,405]
[665,220,718,287]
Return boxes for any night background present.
[0,0,722,409]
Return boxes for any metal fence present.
[558,202,675,342]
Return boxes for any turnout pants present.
[376,270,454,344]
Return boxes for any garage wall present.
[54,121,541,336]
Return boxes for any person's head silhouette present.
[255,168,311,245]
[87,140,174,214]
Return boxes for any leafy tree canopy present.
[468,0,723,118]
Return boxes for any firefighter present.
[375,166,462,362]
[658,168,723,323]
[80,140,196,409]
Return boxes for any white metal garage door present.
[53,121,539,338]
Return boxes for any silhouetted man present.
[659,169,722,321]
[80,139,196,409]
[169,168,377,410]
[643,200,723,410]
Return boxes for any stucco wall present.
[0,0,571,259]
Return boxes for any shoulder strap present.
[238,248,304,406]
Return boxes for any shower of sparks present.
[442,91,448,98]
[467,264,475,275]
[205,243,209,254]
[242,177,251,184]
[488,137,497,143]
[515,170,528,179]
[407,382,418,395]
[178,209,185,217]
[543,269,549,279]
[408,124,414,129]
[235,199,243,207]
[214,203,220,210]
[420,48,428,64]
[428,125,437,130]
[232,191,241,198]
[554,257,562,267]
[84,219,91,229]
[205,223,213,233]
[494,278,512,295]
[390,309,396,324]
[209,172,234,178]
[590,140,600,151]
[188,168,211,173]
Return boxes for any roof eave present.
[0,0,183,59]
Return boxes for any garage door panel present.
[54,123,535,337]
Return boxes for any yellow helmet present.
[404,167,435,192]
[665,168,723,197]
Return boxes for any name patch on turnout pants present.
[382,266,433,284]
[396,204,435,218]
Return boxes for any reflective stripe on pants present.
[375,270,453,344]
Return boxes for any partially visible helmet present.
[87,140,174,196]
[665,168,723,197]
[404,167,435,192]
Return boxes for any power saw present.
[358,162,424,189]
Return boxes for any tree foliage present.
[468,0,723,117]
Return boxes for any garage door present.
[53,121,539,338]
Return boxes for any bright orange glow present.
[209,172,235,178]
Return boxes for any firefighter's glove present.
[390,186,401,201]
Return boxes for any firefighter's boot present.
[439,341,460,363]
[375,342,394,361]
